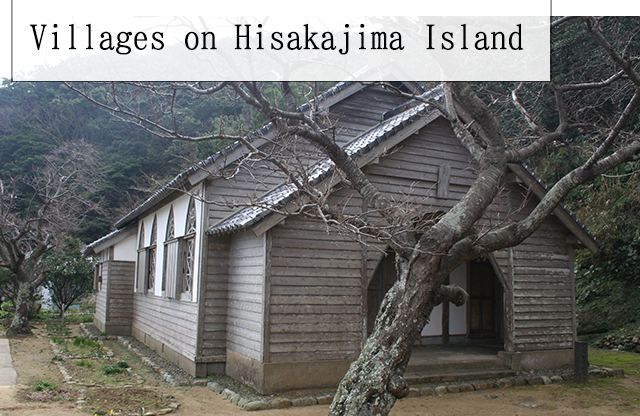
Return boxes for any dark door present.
[468,259,502,339]
[367,252,397,335]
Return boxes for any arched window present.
[186,198,197,235]
[166,207,175,240]
[138,223,145,249]
[136,217,157,294]
[162,199,198,301]
[180,198,197,297]
[146,216,157,292]
[163,206,177,295]
[136,221,147,293]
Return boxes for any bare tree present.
[0,141,102,334]
[68,17,640,416]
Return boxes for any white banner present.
[12,14,549,81]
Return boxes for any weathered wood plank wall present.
[105,260,135,327]
[226,230,266,361]
[131,294,199,360]
[199,235,230,361]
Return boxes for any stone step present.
[406,356,508,373]
[405,368,518,385]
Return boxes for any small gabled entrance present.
[366,255,505,346]
[366,254,511,382]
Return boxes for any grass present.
[589,347,640,377]
[536,348,640,412]
[34,381,56,392]
[102,361,130,375]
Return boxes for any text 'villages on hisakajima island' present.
[29,22,524,56]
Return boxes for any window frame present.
[178,198,197,301]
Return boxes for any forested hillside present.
[0,80,249,242]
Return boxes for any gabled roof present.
[87,81,421,252]
[112,81,370,230]
[88,82,599,255]
[82,224,137,256]
[207,86,444,236]
[205,87,599,253]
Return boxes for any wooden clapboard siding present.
[511,215,575,351]
[267,210,364,363]
[205,85,411,229]
[206,165,285,226]
[132,295,199,359]
[94,262,108,328]
[199,236,230,361]
[105,261,135,326]
[358,116,576,353]
[361,118,478,272]
[329,87,408,144]
[226,231,265,361]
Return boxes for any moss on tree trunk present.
[7,281,33,335]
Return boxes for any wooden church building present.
[84,82,598,393]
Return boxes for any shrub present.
[72,337,99,349]
[101,361,129,375]
[76,360,92,367]
[34,381,56,391]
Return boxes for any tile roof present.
[112,81,360,230]
[206,87,444,236]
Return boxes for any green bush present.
[102,365,125,375]
[76,360,92,367]
[577,237,640,334]
[34,381,56,391]
[0,301,13,319]
[72,337,99,349]
[101,361,129,375]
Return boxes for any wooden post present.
[442,277,450,344]
[574,341,589,383]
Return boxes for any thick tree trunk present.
[7,281,33,335]
[329,257,464,416]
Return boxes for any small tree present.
[43,238,94,322]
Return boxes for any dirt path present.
[3,325,640,416]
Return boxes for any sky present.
[1,0,639,81]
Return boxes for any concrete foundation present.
[95,317,132,336]
[499,349,574,371]
[130,327,225,377]
[226,349,352,394]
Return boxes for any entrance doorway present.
[366,255,504,344]
[468,259,504,341]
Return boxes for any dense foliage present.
[42,238,95,321]
[0,81,249,243]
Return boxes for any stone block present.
[292,396,318,407]
[496,379,512,389]
[243,401,271,411]
[550,375,564,383]
[526,376,544,386]
[460,384,474,392]
[272,398,293,409]
[419,387,435,396]
[316,395,334,405]
[513,377,527,387]
[446,385,461,393]
[472,381,494,390]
